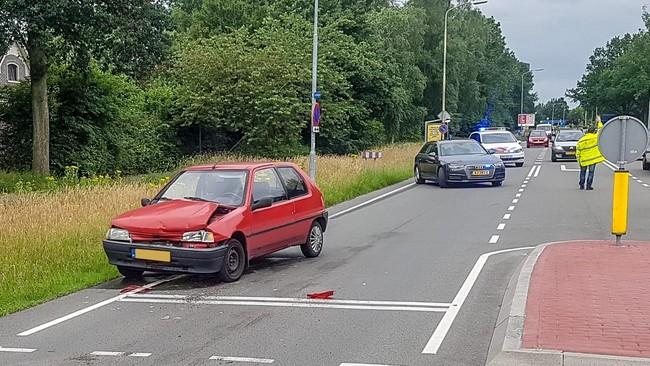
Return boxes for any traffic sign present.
[312,102,321,127]
[313,126,320,133]
[313,91,321,100]
[438,111,451,121]
[439,123,448,135]
[598,116,649,165]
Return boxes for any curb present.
[486,240,650,366]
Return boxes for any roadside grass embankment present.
[0,143,419,317]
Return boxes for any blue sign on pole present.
[313,102,321,127]
[313,91,322,100]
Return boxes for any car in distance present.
[536,123,553,138]
[469,130,525,167]
[551,129,584,162]
[103,163,328,282]
[527,130,549,148]
[414,140,506,188]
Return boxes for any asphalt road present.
[2,147,650,366]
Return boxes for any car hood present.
[482,142,522,153]
[440,154,502,165]
[554,141,579,147]
[111,200,220,237]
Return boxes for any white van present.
[536,124,553,138]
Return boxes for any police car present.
[469,130,525,167]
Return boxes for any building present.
[0,43,30,86]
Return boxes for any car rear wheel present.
[117,266,144,279]
[218,239,246,282]
[644,155,650,170]
[515,162,524,167]
[492,181,503,187]
[301,221,324,258]
[437,168,448,188]
[414,166,425,184]
[551,154,557,162]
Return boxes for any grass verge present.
[0,143,419,316]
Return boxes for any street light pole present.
[442,0,487,122]
[309,0,319,181]
[520,68,544,115]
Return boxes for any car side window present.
[277,167,308,199]
[419,143,430,154]
[253,168,287,203]
[426,143,438,155]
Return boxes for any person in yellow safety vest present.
[576,126,605,190]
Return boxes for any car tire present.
[437,168,448,188]
[551,155,557,162]
[644,156,650,171]
[218,238,246,282]
[527,143,530,148]
[492,181,503,187]
[414,166,425,184]
[515,162,524,167]
[301,221,324,258]
[117,266,144,279]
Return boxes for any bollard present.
[611,170,629,244]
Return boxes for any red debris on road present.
[523,240,650,358]
[120,285,151,294]
[307,290,335,299]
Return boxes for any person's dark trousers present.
[579,164,596,189]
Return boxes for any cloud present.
[480,0,647,104]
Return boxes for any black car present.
[414,140,506,188]
[551,130,584,162]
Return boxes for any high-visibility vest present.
[576,133,605,167]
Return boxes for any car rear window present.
[530,131,546,137]
[481,133,516,144]
[278,167,308,199]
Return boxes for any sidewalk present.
[488,240,650,366]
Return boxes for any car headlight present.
[494,162,505,168]
[107,228,130,241]
[182,230,215,243]
[448,163,465,170]
[553,145,564,151]
[514,148,523,153]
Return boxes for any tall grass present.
[0,143,420,316]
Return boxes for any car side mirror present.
[252,197,273,211]
[428,152,438,158]
[141,198,151,207]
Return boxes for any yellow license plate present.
[567,151,576,155]
[134,248,171,262]
[472,170,490,176]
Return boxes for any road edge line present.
[330,182,416,219]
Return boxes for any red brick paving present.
[522,240,650,358]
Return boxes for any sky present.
[480,0,648,105]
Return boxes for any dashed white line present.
[488,235,500,244]
[533,165,541,177]
[340,364,401,366]
[518,189,524,192]
[91,351,125,356]
[209,356,274,363]
[521,184,527,188]
[632,176,638,179]
[638,180,644,183]
[644,184,649,188]
[497,224,506,230]
[516,193,522,198]
[512,199,519,204]
[527,166,536,177]
[422,247,535,354]
[503,214,511,220]
[508,206,515,211]
[0,347,37,353]
[129,353,152,357]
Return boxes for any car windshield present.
[159,170,247,206]
[439,141,486,156]
[481,133,516,144]
[537,125,551,131]
[530,131,546,137]
[556,131,584,142]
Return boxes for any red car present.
[103,163,328,282]
[527,130,549,148]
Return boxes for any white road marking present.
[129,353,152,357]
[120,297,448,313]
[512,199,519,204]
[0,347,37,353]
[644,184,649,188]
[209,356,274,363]
[503,214,511,220]
[330,183,415,219]
[518,189,524,192]
[516,193,522,198]
[638,180,644,183]
[508,206,515,211]
[533,165,541,177]
[527,166,536,177]
[91,351,125,356]
[340,364,402,366]
[632,176,637,179]
[497,224,506,230]
[560,165,579,172]
[488,235,499,244]
[422,246,534,354]
[521,184,527,188]
[17,275,183,337]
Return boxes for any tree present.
[0,1,171,175]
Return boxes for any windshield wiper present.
[183,196,213,202]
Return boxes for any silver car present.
[551,130,584,162]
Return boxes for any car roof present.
[474,130,514,135]
[184,162,293,171]
[438,139,476,144]
[557,129,583,133]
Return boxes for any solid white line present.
[512,199,519,204]
[560,164,579,172]
[126,294,451,308]
[0,347,37,353]
[330,183,415,219]
[340,364,401,366]
[527,166,536,177]
[503,214,511,220]
[508,206,515,211]
[91,351,125,356]
[497,224,506,230]
[488,235,499,244]
[129,353,152,357]
[533,165,541,177]
[422,246,534,354]
[17,275,183,337]
[120,298,448,312]
[209,356,274,363]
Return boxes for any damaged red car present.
[103,163,328,282]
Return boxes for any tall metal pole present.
[520,72,528,115]
[552,103,556,121]
[309,0,319,181]
[442,6,452,122]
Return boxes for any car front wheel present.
[301,221,324,258]
[218,239,246,282]
[117,266,144,279]
[492,181,503,187]
[415,166,425,184]
[438,168,448,188]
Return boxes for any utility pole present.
[308,0,319,181]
